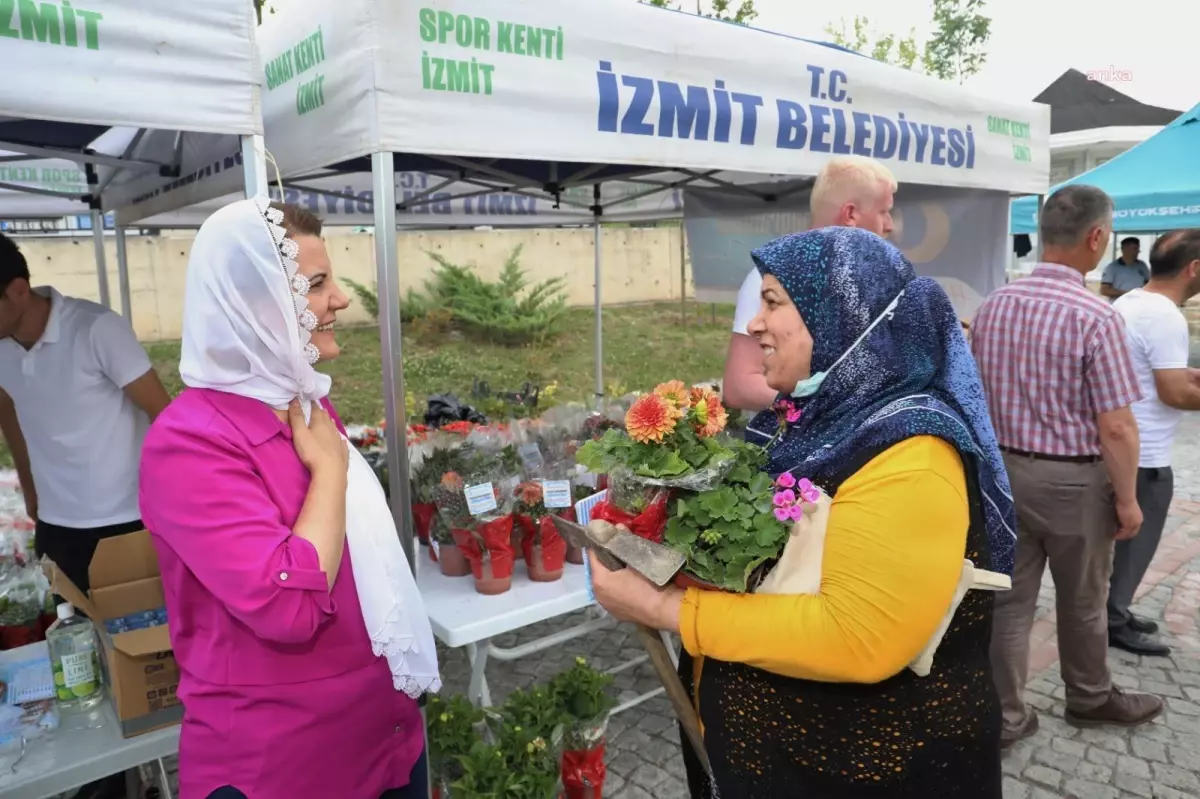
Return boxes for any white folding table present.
[416,555,674,714]
[0,642,179,799]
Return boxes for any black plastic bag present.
[424,393,488,428]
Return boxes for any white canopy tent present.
[102,0,1052,563]
[0,0,268,310]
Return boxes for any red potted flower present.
[411,431,477,548]
[436,432,520,595]
[512,481,570,582]
[430,472,473,577]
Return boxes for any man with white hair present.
[722,155,898,411]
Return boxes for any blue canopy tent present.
[1012,102,1200,233]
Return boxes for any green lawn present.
[143,301,735,427]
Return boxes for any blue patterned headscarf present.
[744,227,1016,575]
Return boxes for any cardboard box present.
[45,530,182,737]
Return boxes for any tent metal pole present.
[373,153,428,799]
[115,226,132,318]
[90,211,111,309]
[241,135,269,198]
[371,152,416,568]
[679,222,687,325]
[592,184,603,398]
[1035,194,1045,262]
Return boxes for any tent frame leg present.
[241,135,269,198]
[115,226,132,318]
[91,211,111,309]
[592,184,603,399]
[370,151,429,799]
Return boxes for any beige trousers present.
[990,453,1116,734]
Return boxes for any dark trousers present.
[204,749,429,799]
[1108,466,1174,629]
[34,517,145,595]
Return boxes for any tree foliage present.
[922,0,992,84]
[824,16,922,71]
[644,0,758,25]
[824,0,991,84]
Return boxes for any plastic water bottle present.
[46,603,104,712]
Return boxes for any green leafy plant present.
[423,246,569,346]
[494,724,562,799]
[450,740,519,798]
[428,512,455,546]
[576,425,731,481]
[431,472,475,535]
[412,442,476,505]
[437,686,563,799]
[548,657,616,733]
[664,441,790,592]
[343,278,379,320]
[343,278,432,323]
[500,685,569,738]
[426,694,486,784]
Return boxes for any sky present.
[686,0,1196,113]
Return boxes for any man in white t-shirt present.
[722,156,897,410]
[1108,229,1200,657]
[0,233,170,594]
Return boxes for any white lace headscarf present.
[180,196,330,419]
[180,196,441,698]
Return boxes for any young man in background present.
[0,232,169,590]
[0,232,169,799]
[1107,229,1200,657]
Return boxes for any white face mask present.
[790,290,906,399]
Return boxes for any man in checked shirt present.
[972,185,1163,748]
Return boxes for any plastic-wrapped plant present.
[450,741,517,798]
[549,657,616,799]
[547,657,615,747]
[495,722,562,799]
[426,693,485,786]
[499,684,568,742]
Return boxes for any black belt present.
[1000,446,1100,464]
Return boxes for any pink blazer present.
[139,388,423,799]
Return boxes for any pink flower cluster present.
[773,398,802,424]
[772,472,820,522]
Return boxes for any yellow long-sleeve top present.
[678,435,969,684]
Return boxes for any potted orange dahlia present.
[575,382,735,543]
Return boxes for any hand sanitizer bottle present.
[46,603,105,712]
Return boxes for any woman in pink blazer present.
[139,198,441,799]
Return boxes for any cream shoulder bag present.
[754,488,1010,677]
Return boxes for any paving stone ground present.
[156,415,1200,799]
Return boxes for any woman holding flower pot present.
[139,199,440,799]
[588,228,1015,798]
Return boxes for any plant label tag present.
[464,482,498,515]
[542,480,572,509]
[519,443,544,469]
[431,539,440,559]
